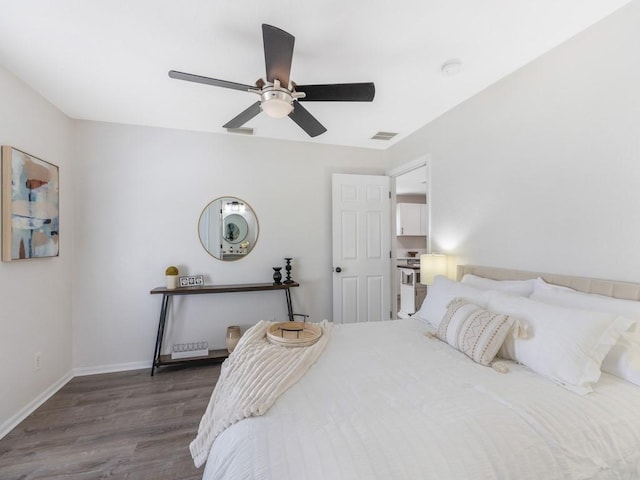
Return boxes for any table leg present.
[151,294,170,376]
[285,288,294,321]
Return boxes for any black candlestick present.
[272,267,282,285]
[284,257,294,284]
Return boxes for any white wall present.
[388,1,640,282]
[0,66,73,435]
[72,121,387,370]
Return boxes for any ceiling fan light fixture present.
[168,25,374,136]
[261,89,294,118]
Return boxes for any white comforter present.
[202,319,640,480]
[190,320,331,467]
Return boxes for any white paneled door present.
[332,174,391,323]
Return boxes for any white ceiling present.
[0,1,631,150]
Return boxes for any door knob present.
[335,267,342,273]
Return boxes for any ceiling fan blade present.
[223,101,262,129]
[289,103,327,137]
[262,24,295,87]
[169,70,254,92]
[295,82,375,102]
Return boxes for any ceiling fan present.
[168,24,375,137]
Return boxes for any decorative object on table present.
[266,321,322,348]
[171,341,209,359]
[1,146,59,262]
[165,265,179,289]
[226,326,241,353]
[179,274,204,287]
[272,267,282,285]
[283,257,295,284]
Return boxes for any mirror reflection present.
[223,214,248,243]
[198,197,259,261]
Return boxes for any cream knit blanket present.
[189,319,332,468]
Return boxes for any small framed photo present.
[179,275,204,287]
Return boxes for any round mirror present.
[223,214,248,244]
[198,196,259,261]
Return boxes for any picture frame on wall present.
[1,146,60,261]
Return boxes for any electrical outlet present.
[34,352,42,372]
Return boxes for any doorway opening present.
[389,159,429,318]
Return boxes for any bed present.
[197,265,640,480]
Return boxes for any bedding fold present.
[189,319,332,468]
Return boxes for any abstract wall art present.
[1,146,59,261]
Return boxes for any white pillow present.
[461,274,534,297]
[488,292,633,395]
[531,277,640,386]
[414,275,491,328]
[601,325,640,386]
[437,298,514,366]
[531,277,640,318]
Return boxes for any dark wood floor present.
[0,363,221,480]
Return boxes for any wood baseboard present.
[1,360,151,441]
[0,370,74,440]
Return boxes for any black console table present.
[149,282,299,375]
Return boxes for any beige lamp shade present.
[420,253,447,285]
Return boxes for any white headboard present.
[456,265,640,301]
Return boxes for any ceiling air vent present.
[226,127,254,135]
[371,131,398,140]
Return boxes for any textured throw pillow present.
[488,292,633,394]
[436,298,514,366]
[461,274,535,297]
[531,277,640,387]
[414,275,492,328]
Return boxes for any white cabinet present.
[396,203,427,236]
